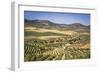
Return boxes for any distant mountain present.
[66,23,89,29]
[70,23,86,27]
[24,19,90,32]
[25,19,57,26]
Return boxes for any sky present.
[24,11,90,25]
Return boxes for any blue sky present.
[24,11,90,25]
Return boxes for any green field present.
[25,31,65,36]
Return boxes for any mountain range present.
[24,19,90,32]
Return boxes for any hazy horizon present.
[24,11,90,26]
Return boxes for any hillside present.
[24,19,90,33]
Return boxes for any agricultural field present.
[24,20,90,62]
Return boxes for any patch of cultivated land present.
[25,27,77,35]
[24,26,90,61]
[24,26,79,40]
[25,36,63,40]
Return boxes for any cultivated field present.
[24,21,90,62]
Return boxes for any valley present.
[24,20,90,62]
